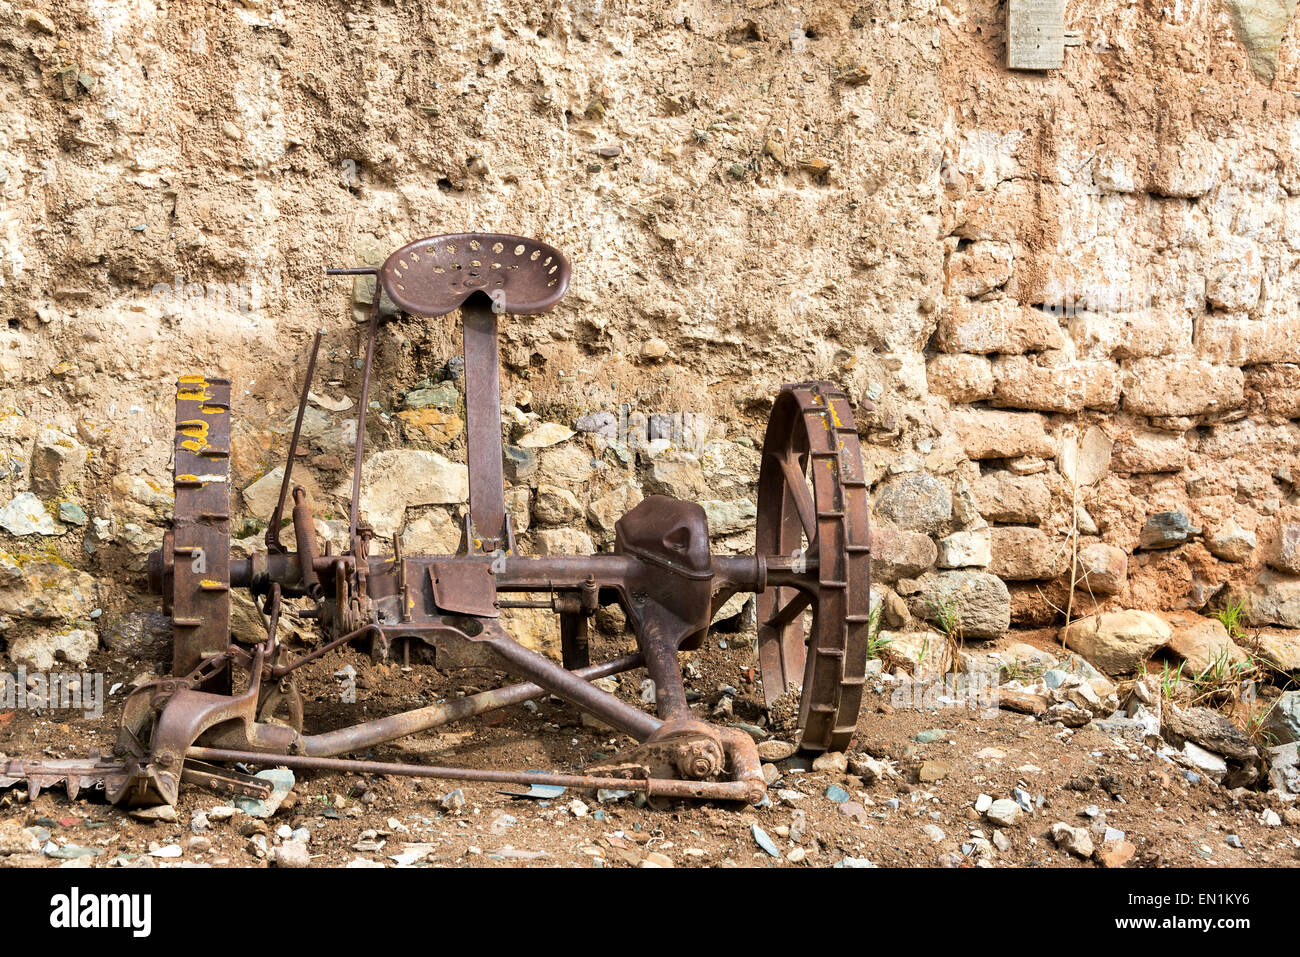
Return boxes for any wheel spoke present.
[778,453,819,545]
[764,589,813,631]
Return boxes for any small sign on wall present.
[1007,0,1065,70]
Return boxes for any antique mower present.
[2,233,871,809]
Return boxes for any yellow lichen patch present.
[178,419,210,452]
[177,375,212,402]
[200,405,227,415]
[199,579,224,589]
[176,473,199,483]
[829,404,844,428]
[1,547,72,571]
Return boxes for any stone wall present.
[1,0,1299,673]
[926,0,1300,651]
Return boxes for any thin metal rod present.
[267,329,324,553]
[184,746,761,801]
[270,623,381,678]
[349,297,381,544]
[187,746,652,792]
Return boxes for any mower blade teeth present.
[171,375,233,680]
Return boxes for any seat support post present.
[462,297,508,551]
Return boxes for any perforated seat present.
[379,233,570,317]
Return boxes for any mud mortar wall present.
[1,0,1299,667]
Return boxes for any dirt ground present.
[1,609,1298,869]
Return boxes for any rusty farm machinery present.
[1,233,872,810]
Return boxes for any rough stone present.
[1182,741,1228,781]
[1226,0,1299,82]
[936,527,991,568]
[8,628,98,670]
[985,799,1021,827]
[0,493,62,537]
[504,487,530,535]
[643,456,705,500]
[1149,131,1224,198]
[1068,310,1190,360]
[1240,572,1300,628]
[395,408,463,445]
[345,450,468,538]
[498,606,560,656]
[1162,704,1258,763]
[243,467,324,519]
[946,240,1012,297]
[698,441,761,499]
[1264,690,1300,744]
[517,422,575,449]
[1121,359,1244,417]
[1096,840,1136,868]
[927,354,995,403]
[1111,430,1189,474]
[1206,519,1256,564]
[58,502,87,526]
[812,751,848,774]
[399,378,456,409]
[701,499,757,536]
[533,528,595,555]
[587,483,643,535]
[1051,823,1094,859]
[272,839,312,868]
[871,524,939,583]
[988,526,1065,581]
[399,510,463,555]
[1263,521,1300,575]
[912,571,1011,639]
[1138,511,1199,550]
[533,485,582,525]
[971,471,1050,525]
[538,446,596,486]
[1164,613,1246,673]
[1244,364,1300,420]
[757,740,796,761]
[30,428,87,495]
[1255,629,1300,671]
[946,408,1055,461]
[992,356,1121,413]
[873,472,952,533]
[1073,543,1127,595]
[1267,742,1300,794]
[935,300,1065,355]
[0,820,41,855]
[879,630,952,679]
[0,553,98,625]
[1061,610,1172,674]
[504,446,537,484]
